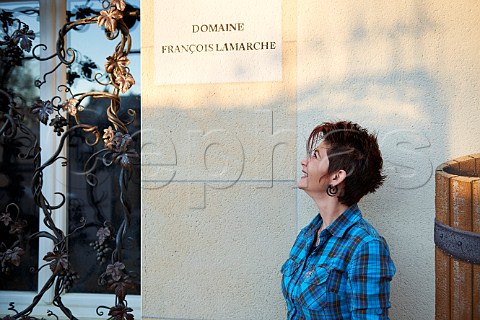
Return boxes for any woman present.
[281,121,396,319]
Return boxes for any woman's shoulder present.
[344,217,390,250]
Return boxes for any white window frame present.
[0,1,140,318]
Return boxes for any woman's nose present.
[301,158,308,166]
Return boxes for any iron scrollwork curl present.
[1,0,140,319]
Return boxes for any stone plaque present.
[154,0,282,84]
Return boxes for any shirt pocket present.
[299,266,345,311]
[281,258,300,299]
[298,266,328,309]
[281,258,300,276]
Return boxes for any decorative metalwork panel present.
[0,0,141,318]
[65,0,140,295]
[0,1,41,293]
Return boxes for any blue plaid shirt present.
[281,204,395,319]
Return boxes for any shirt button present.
[375,308,383,315]
[305,271,313,278]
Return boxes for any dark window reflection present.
[0,1,40,292]
[66,0,141,294]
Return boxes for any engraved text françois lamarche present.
[160,23,277,54]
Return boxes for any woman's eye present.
[308,149,320,159]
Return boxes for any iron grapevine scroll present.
[0,1,140,319]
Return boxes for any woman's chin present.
[297,180,306,189]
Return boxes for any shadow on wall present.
[296,3,447,320]
[141,105,298,319]
[140,2,454,319]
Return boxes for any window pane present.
[0,1,40,292]
[65,0,141,294]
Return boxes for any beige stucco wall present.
[142,1,480,319]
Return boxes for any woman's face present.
[298,140,331,195]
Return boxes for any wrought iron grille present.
[0,0,141,319]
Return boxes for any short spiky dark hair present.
[307,121,386,206]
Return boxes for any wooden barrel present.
[435,154,480,320]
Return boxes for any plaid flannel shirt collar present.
[305,204,363,239]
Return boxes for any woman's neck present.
[314,196,348,227]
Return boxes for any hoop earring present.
[326,184,338,197]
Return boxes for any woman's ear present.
[331,169,347,187]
